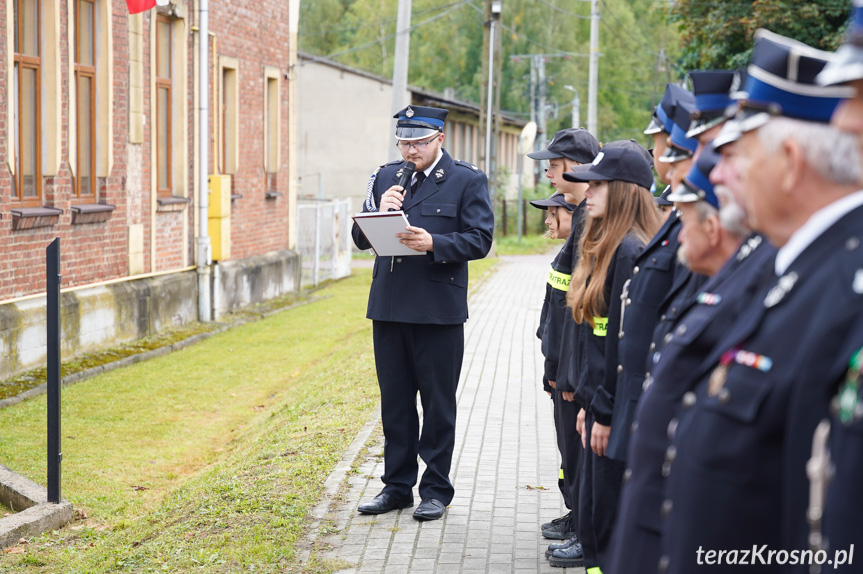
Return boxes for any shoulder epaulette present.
[454,159,482,172]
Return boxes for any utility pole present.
[537,55,547,153]
[479,0,502,197]
[390,0,412,161]
[564,85,580,129]
[587,0,599,137]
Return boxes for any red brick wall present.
[0,0,293,301]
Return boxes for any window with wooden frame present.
[264,70,280,177]
[155,14,172,197]
[74,0,96,200]
[220,64,237,175]
[13,0,42,206]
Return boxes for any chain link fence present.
[295,199,353,287]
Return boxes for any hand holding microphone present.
[382,161,416,212]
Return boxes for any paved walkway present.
[307,253,584,573]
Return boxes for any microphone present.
[396,161,416,196]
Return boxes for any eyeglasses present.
[396,136,440,150]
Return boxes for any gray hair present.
[714,185,750,239]
[757,117,861,185]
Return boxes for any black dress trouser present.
[372,321,464,506]
[553,391,583,515]
[580,409,626,570]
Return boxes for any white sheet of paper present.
[352,211,423,256]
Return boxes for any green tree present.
[297,0,682,144]
[670,0,850,70]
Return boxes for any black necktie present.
[411,172,426,199]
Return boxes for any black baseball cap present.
[563,146,655,190]
[527,128,601,163]
[529,192,577,211]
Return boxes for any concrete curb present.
[295,405,382,565]
[0,464,73,549]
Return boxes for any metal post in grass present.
[46,238,62,503]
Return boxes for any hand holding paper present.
[398,226,433,252]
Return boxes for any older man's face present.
[832,79,863,136]
[710,141,750,221]
[737,128,785,241]
[676,201,714,276]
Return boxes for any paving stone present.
[306,255,567,573]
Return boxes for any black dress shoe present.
[412,498,446,521]
[541,513,576,539]
[549,540,584,568]
[357,492,413,515]
[540,510,571,531]
[545,535,579,558]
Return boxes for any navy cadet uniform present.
[607,149,777,574]
[607,85,703,465]
[351,105,494,511]
[534,198,583,517]
[659,32,863,573]
[543,204,587,550]
[560,145,656,571]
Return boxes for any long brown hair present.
[567,180,661,326]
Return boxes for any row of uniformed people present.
[619,11,863,574]
[533,3,863,571]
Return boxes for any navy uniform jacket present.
[536,206,583,392]
[661,204,863,574]
[607,234,775,574]
[820,340,863,574]
[552,204,587,395]
[351,150,494,325]
[573,234,645,422]
[608,213,705,461]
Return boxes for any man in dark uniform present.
[351,105,494,521]
[649,99,708,349]
[649,71,737,353]
[605,85,702,468]
[659,30,863,573]
[686,70,739,158]
[607,144,776,574]
[809,5,863,571]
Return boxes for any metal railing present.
[296,198,353,287]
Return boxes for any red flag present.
[126,0,156,14]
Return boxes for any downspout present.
[196,0,212,321]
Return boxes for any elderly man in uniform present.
[351,105,494,521]
[606,144,775,574]
[659,30,863,573]
[686,70,739,158]
[809,3,863,570]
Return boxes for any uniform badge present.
[764,271,798,308]
[406,106,415,118]
[435,168,445,179]
[470,164,479,171]
[737,235,762,261]
[697,292,722,306]
[853,269,863,294]
[838,347,863,425]
[396,168,405,179]
[661,239,669,246]
[708,363,728,397]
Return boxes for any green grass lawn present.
[0,258,496,573]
